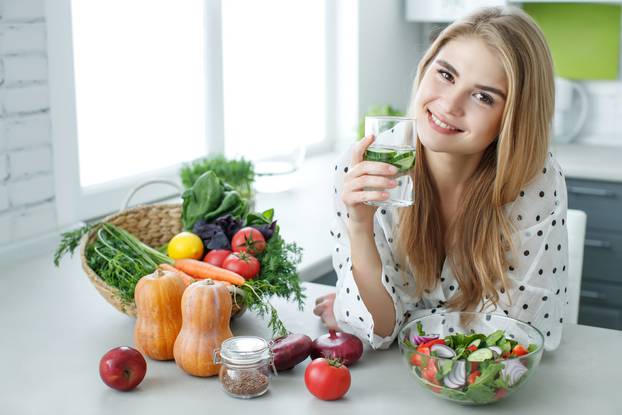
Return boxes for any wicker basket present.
[79,179,246,318]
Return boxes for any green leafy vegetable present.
[416,321,425,336]
[181,171,248,230]
[241,228,305,337]
[53,224,94,266]
[180,155,254,200]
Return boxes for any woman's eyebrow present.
[436,59,507,100]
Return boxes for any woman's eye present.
[474,92,494,105]
[437,69,454,82]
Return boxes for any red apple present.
[99,346,147,391]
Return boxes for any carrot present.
[173,258,245,286]
[158,263,195,287]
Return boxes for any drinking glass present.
[363,116,416,207]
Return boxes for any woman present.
[314,6,568,351]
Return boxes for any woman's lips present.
[426,110,463,135]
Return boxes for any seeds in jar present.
[221,370,269,397]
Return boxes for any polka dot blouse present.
[330,146,568,352]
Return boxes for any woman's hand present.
[341,135,399,230]
[313,292,340,331]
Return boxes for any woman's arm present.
[347,222,396,337]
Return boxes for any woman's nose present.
[439,90,465,117]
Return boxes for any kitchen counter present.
[553,143,622,182]
[1,252,622,414]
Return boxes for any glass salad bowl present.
[397,311,544,405]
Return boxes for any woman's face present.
[413,36,508,156]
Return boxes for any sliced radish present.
[501,360,528,386]
[431,343,456,358]
[443,360,466,389]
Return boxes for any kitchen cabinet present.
[566,177,622,330]
[405,0,622,22]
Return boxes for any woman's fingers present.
[342,190,389,206]
[344,175,397,193]
[347,160,398,180]
[351,134,375,165]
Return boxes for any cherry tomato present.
[511,344,528,357]
[231,227,266,255]
[467,345,478,352]
[222,252,261,279]
[421,360,439,384]
[468,370,481,385]
[304,358,351,401]
[203,249,232,267]
[410,345,430,367]
[495,388,508,400]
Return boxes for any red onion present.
[270,333,313,371]
[409,333,439,345]
[310,330,364,366]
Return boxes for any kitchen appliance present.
[553,77,589,144]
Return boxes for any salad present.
[402,322,538,404]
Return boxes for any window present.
[221,0,327,162]
[70,0,206,188]
[47,0,343,226]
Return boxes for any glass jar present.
[213,336,277,399]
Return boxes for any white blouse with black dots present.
[330,145,569,351]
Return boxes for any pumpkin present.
[134,268,185,360]
[174,279,233,377]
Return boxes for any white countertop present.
[553,143,622,182]
[1,254,621,414]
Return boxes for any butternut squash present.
[134,268,185,360]
[173,279,233,377]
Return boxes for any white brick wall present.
[5,114,50,149]
[1,0,45,23]
[0,0,56,246]
[0,23,47,53]
[8,145,51,177]
[3,55,48,85]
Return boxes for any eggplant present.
[501,359,528,386]
[270,333,313,371]
[430,343,456,358]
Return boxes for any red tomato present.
[421,360,439,384]
[512,344,528,357]
[468,370,481,385]
[304,358,351,401]
[222,252,261,279]
[495,388,508,400]
[467,345,478,352]
[410,345,430,367]
[231,227,266,255]
[203,249,232,267]
[422,338,445,348]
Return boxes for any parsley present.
[241,228,305,337]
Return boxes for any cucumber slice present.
[467,348,493,362]
[364,148,397,162]
[468,339,481,349]
[392,153,415,172]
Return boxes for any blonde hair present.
[398,6,555,311]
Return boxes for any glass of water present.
[363,116,416,207]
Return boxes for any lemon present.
[167,232,204,260]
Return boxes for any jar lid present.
[219,336,271,365]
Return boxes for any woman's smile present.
[426,109,464,135]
